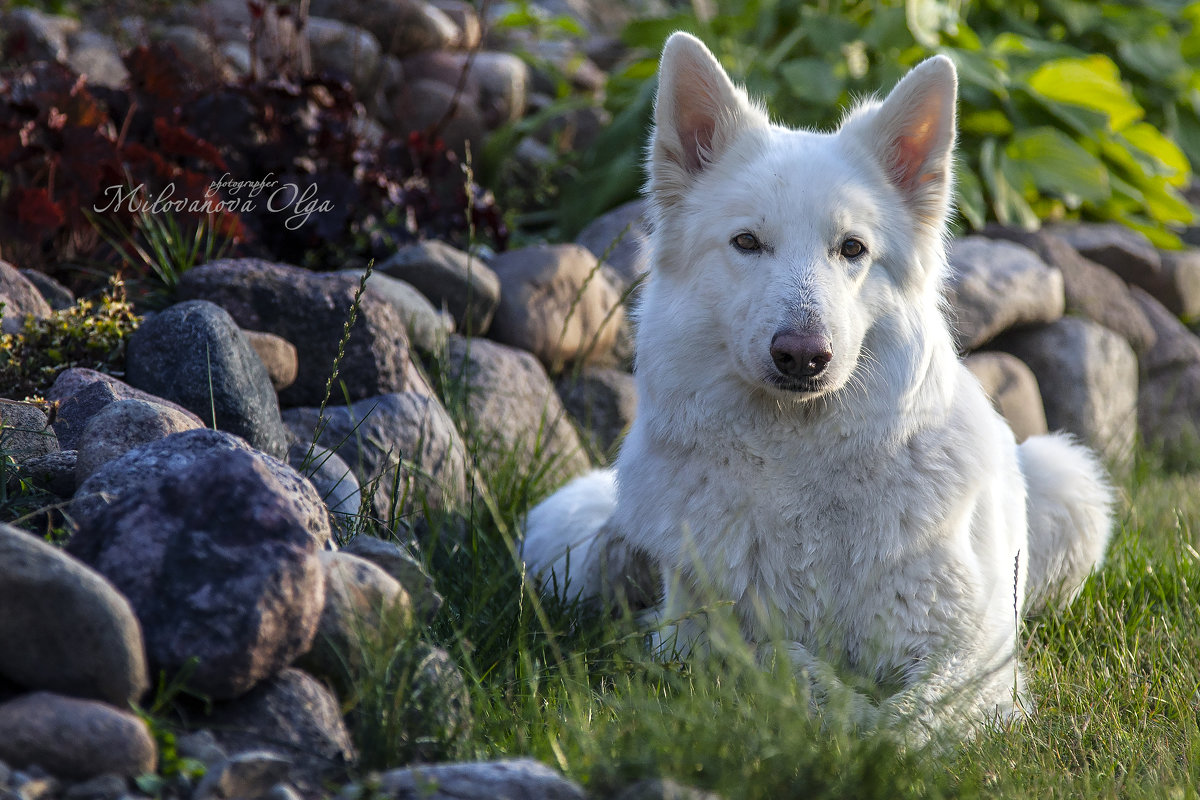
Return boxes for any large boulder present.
[344,270,455,353]
[0,693,156,780]
[982,226,1157,355]
[71,429,331,546]
[996,317,1138,469]
[48,369,204,450]
[125,300,289,458]
[1157,249,1200,320]
[1129,287,1200,466]
[298,551,413,689]
[74,398,202,482]
[341,535,442,622]
[283,392,470,523]
[370,759,585,800]
[177,258,413,406]
[443,336,590,483]
[0,400,57,462]
[309,0,459,57]
[0,523,148,707]
[68,434,328,699]
[556,367,637,456]
[0,259,52,332]
[963,352,1047,443]
[943,236,1064,351]
[575,198,652,286]
[202,668,355,785]
[378,241,500,336]
[487,244,626,370]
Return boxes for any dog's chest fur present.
[614,369,1008,683]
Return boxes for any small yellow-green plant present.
[0,276,140,400]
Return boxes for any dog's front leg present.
[874,650,1027,747]
[773,642,882,732]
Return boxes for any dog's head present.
[643,33,957,403]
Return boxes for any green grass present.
[344,406,1200,798]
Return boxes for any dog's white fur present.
[522,33,1113,736]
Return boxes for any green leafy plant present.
[90,207,233,300]
[561,0,1200,246]
[0,276,139,400]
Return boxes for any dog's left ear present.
[846,55,958,228]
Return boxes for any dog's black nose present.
[771,331,833,379]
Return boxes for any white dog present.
[523,32,1113,736]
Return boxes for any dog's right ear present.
[649,32,766,207]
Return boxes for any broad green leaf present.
[960,109,1014,137]
[1027,56,1144,132]
[1004,127,1111,206]
[954,164,987,229]
[1140,177,1196,225]
[780,59,843,106]
[1121,122,1192,185]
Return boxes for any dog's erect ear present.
[649,32,766,206]
[849,55,958,227]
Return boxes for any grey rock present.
[66,31,129,89]
[68,435,328,698]
[306,17,382,96]
[982,226,1157,354]
[298,552,413,690]
[963,352,1048,443]
[2,9,79,62]
[1048,222,1164,293]
[62,773,130,800]
[488,244,626,370]
[15,450,77,497]
[71,429,330,544]
[244,330,299,393]
[288,441,363,518]
[996,317,1138,469]
[177,259,413,407]
[176,730,228,769]
[1129,287,1200,466]
[556,367,636,456]
[203,669,355,782]
[18,270,73,311]
[341,535,441,621]
[944,236,1064,351]
[372,758,584,800]
[614,779,724,800]
[430,0,481,48]
[1157,249,1200,319]
[194,751,292,800]
[341,270,454,352]
[444,336,590,482]
[0,260,52,334]
[310,0,458,57]
[282,392,470,523]
[0,523,148,707]
[125,300,289,458]
[75,398,203,482]
[0,693,155,780]
[379,241,500,336]
[49,370,204,451]
[575,198,651,285]
[156,25,233,83]
[390,643,471,762]
[386,78,486,157]
[0,402,57,462]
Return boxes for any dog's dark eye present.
[840,238,866,259]
[732,232,762,252]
